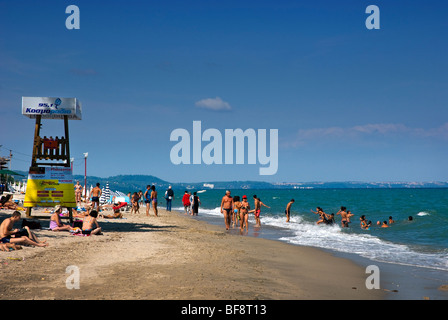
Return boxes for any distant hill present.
[8,170,448,193]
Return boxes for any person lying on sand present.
[0,242,22,251]
[100,208,123,219]
[0,194,18,210]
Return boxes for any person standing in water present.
[252,195,270,227]
[285,199,295,222]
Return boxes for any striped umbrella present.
[100,183,111,204]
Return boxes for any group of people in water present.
[312,205,408,230]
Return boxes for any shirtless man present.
[74,181,83,205]
[252,195,270,227]
[90,183,102,210]
[285,199,295,222]
[220,190,234,230]
[0,211,48,247]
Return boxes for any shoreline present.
[0,206,386,300]
[175,207,448,300]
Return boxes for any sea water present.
[174,188,448,272]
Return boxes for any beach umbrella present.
[100,183,111,204]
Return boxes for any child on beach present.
[233,196,241,228]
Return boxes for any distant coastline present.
[9,170,448,193]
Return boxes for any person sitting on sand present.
[49,205,73,232]
[100,208,123,219]
[0,211,48,247]
[82,210,102,235]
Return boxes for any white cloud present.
[195,97,232,111]
[283,123,448,148]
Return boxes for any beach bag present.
[21,219,41,230]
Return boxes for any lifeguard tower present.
[22,97,82,222]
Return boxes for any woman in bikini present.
[239,195,250,232]
[150,185,158,217]
[232,196,241,228]
[82,210,102,235]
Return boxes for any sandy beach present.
[0,204,388,301]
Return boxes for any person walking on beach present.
[191,192,200,216]
[252,195,270,227]
[90,183,102,210]
[165,186,174,212]
[220,190,234,230]
[144,185,152,216]
[150,185,158,217]
[285,199,295,222]
[239,195,250,232]
[182,190,191,215]
[233,196,241,228]
[74,181,83,205]
[130,192,140,214]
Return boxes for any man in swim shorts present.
[90,183,102,210]
[220,190,234,230]
[285,199,295,222]
[0,211,48,247]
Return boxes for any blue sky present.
[1,0,447,183]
